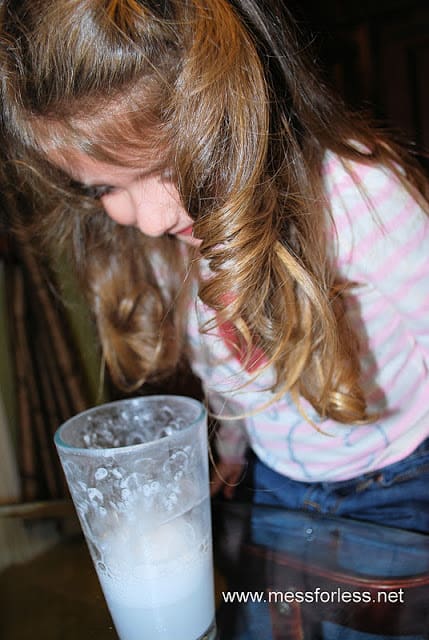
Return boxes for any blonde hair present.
[2,0,428,422]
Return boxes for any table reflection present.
[213,500,429,639]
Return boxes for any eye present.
[84,184,117,200]
[70,179,117,200]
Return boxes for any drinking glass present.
[54,395,216,640]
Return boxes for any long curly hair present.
[1,0,428,421]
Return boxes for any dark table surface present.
[212,501,429,639]
[1,499,429,639]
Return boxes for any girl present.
[1,0,429,539]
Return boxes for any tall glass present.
[54,395,216,640]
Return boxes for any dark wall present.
[289,0,429,164]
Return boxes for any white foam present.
[95,499,215,640]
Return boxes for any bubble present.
[142,480,160,497]
[120,472,142,493]
[95,467,108,481]
[125,431,147,445]
[163,450,189,480]
[88,487,104,505]
[164,491,179,511]
[96,561,107,574]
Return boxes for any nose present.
[102,179,180,237]
[133,194,176,237]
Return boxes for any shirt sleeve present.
[325,157,429,355]
[208,390,249,463]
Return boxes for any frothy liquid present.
[95,497,215,640]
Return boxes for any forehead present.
[31,103,169,182]
[49,149,164,185]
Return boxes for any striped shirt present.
[187,153,429,482]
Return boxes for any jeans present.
[253,436,429,534]
[232,439,429,640]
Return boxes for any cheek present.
[101,193,136,226]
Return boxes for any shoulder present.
[322,149,409,215]
[322,150,428,270]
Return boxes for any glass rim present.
[54,394,207,455]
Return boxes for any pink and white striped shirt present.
[187,153,429,482]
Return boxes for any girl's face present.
[60,152,201,247]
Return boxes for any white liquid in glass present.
[96,497,215,640]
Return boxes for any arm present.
[327,158,429,352]
[208,391,249,498]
